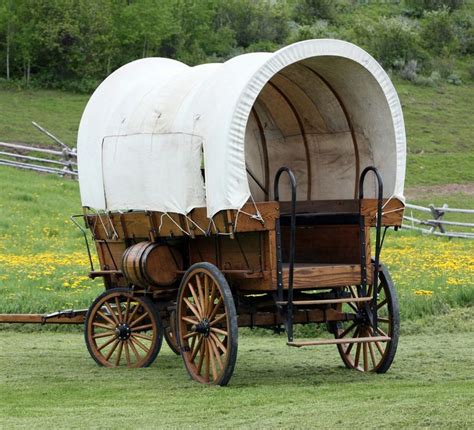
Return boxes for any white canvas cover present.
[77,39,406,217]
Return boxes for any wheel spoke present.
[188,284,203,317]
[337,322,356,339]
[204,275,210,317]
[191,336,204,360]
[368,340,377,368]
[128,338,142,361]
[123,297,131,323]
[189,331,196,350]
[93,331,115,340]
[209,336,223,370]
[97,310,117,327]
[124,341,131,366]
[105,339,120,361]
[208,339,218,382]
[93,321,114,330]
[131,323,153,332]
[97,334,118,351]
[348,286,358,299]
[129,311,150,328]
[367,327,385,355]
[196,340,205,375]
[115,297,123,323]
[354,341,362,368]
[184,331,199,340]
[209,296,223,321]
[363,338,369,371]
[347,301,359,313]
[195,275,205,315]
[345,326,360,355]
[377,299,388,310]
[130,335,151,353]
[204,341,210,383]
[208,283,217,318]
[132,332,153,341]
[210,327,228,337]
[209,313,226,327]
[115,341,124,366]
[126,303,140,324]
[183,297,201,320]
[181,316,199,325]
[104,302,120,325]
[209,332,227,354]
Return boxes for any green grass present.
[1,327,473,428]
[395,80,474,187]
[0,88,88,147]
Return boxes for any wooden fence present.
[0,122,77,178]
[403,203,474,239]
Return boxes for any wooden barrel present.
[121,242,183,288]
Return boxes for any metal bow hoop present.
[359,166,384,335]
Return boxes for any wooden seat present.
[282,263,363,290]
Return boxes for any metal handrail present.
[274,167,297,342]
[359,166,383,335]
[70,214,95,272]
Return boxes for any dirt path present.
[405,183,474,199]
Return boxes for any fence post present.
[428,203,447,234]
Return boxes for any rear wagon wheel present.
[335,264,399,373]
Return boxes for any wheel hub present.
[194,319,211,337]
[115,323,131,340]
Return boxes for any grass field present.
[1,326,473,428]
[0,87,88,147]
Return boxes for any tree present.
[0,0,15,80]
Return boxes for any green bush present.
[452,9,474,55]
[372,17,424,68]
[430,56,456,78]
[288,20,338,43]
[292,0,337,24]
[404,0,465,16]
[421,8,459,55]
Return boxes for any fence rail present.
[403,203,474,239]
[0,122,77,178]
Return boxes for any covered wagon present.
[3,39,407,386]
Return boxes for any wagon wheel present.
[163,310,180,355]
[85,288,163,368]
[334,263,399,373]
[177,262,238,386]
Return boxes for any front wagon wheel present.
[335,264,400,373]
[85,288,163,368]
[177,263,238,386]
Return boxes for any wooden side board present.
[361,198,405,227]
[85,198,391,293]
[85,201,279,241]
[280,198,405,227]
